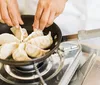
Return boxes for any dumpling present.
[11,27,28,41]
[28,32,53,49]
[0,42,18,59]
[11,27,22,40]
[12,43,31,61]
[0,33,20,45]
[21,28,28,39]
[25,43,49,57]
[24,29,43,42]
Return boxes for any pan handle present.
[61,28,100,41]
[61,36,68,42]
[78,28,100,40]
[34,63,47,85]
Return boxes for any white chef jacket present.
[17,0,100,35]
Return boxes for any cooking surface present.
[0,36,100,85]
[0,64,69,85]
[69,37,100,85]
[0,42,81,85]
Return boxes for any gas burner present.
[0,42,82,85]
[11,61,48,73]
[4,60,52,80]
[0,53,64,85]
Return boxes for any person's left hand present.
[33,0,67,30]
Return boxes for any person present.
[0,0,100,35]
[0,0,67,30]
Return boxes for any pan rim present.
[0,15,62,66]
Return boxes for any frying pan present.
[0,15,62,66]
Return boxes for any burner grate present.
[0,51,64,85]
[0,42,81,85]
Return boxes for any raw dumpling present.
[21,28,28,39]
[25,43,49,57]
[11,27,28,41]
[24,29,43,42]
[11,27,22,40]
[0,42,18,59]
[12,43,31,61]
[28,32,53,49]
[0,33,20,45]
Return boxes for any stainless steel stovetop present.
[0,42,82,85]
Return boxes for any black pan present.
[0,15,62,66]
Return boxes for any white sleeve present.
[54,0,87,35]
[17,0,38,15]
[17,0,25,14]
[70,0,87,15]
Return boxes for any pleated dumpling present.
[11,27,28,41]
[0,33,20,45]
[25,43,49,57]
[0,42,18,59]
[28,32,53,49]
[21,28,28,39]
[24,29,43,42]
[12,43,31,61]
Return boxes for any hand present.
[0,0,23,27]
[33,0,67,30]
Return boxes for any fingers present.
[0,0,13,26]
[17,15,24,25]
[33,0,56,30]
[14,0,24,25]
[8,7,19,27]
[7,0,23,27]
[46,11,55,27]
[0,0,23,27]
[33,2,50,30]
[33,3,43,29]
[0,12,4,23]
[39,8,50,30]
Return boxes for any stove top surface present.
[0,42,81,85]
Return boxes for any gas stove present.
[0,42,82,85]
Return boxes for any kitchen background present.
[17,0,100,48]
[17,0,100,35]
[0,1,100,85]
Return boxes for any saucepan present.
[0,15,62,66]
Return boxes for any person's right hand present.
[0,0,23,27]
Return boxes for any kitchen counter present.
[69,37,100,85]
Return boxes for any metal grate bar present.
[34,63,47,85]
